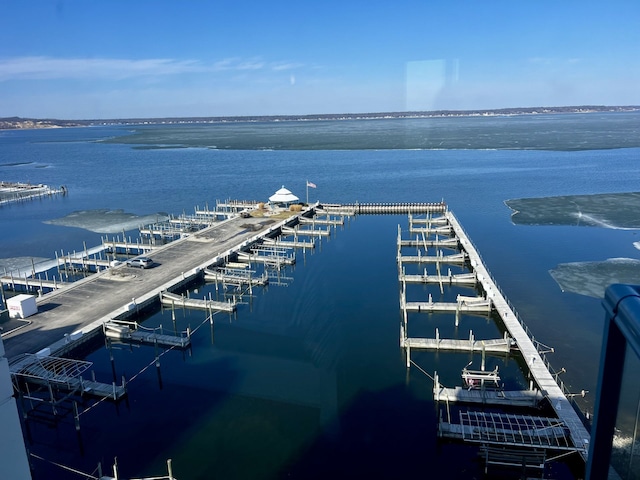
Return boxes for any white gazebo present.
[268,186,299,207]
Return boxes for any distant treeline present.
[1,105,638,130]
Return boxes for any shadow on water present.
[26,355,243,480]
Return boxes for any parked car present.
[126,257,153,269]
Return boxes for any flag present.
[307,181,317,188]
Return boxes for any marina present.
[1,111,637,480]
[0,200,597,479]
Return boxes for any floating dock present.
[399,270,477,286]
[402,294,492,315]
[203,267,268,288]
[160,291,236,313]
[237,246,296,266]
[398,251,468,265]
[263,237,315,249]
[299,216,344,226]
[399,237,459,250]
[103,320,190,349]
[282,225,330,237]
[433,385,543,407]
[403,330,513,354]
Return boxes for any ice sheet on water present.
[44,209,169,233]
[549,258,640,298]
[505,192,640,229]
[0,256,51,275]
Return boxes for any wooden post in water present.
[73,401,81,431]
[406,343,411,369]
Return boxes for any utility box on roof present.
[7,294,37,319]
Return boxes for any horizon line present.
[2,104,639,125]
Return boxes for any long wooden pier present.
[445,211,591,460]
[338,202,447,214]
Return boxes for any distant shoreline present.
[1,105,638,130]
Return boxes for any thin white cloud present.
[272,62,305,71]
[211,57,266,71]
[0,56,288,81]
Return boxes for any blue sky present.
[1,1,639,119]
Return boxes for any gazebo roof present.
[269,186,299,203]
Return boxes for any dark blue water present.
[2,114,640,479]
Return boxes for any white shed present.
[7,294,37,319]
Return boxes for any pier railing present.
[450,215,592,427]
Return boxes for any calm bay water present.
[1,113,640,479]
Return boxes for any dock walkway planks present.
[405,336,513,354]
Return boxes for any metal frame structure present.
[587,283,640,479]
